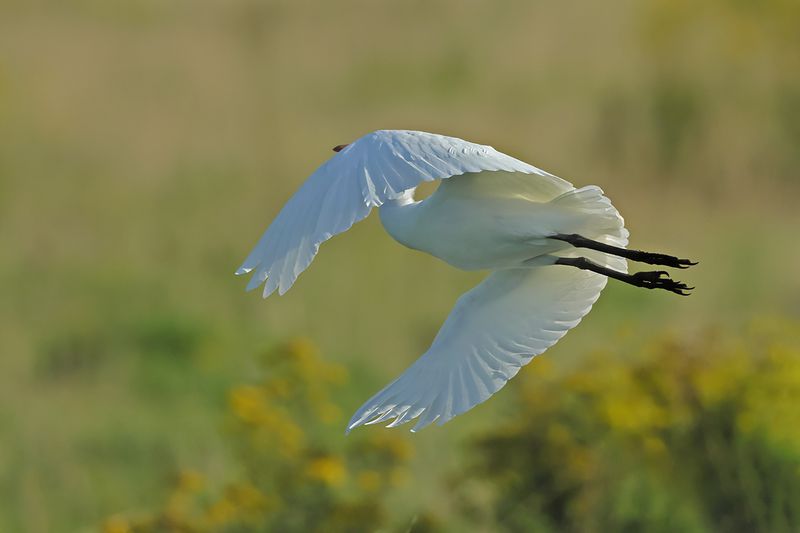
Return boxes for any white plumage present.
[237,130,631,432]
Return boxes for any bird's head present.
[332,144,349,153]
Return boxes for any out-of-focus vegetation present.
[103,339,433,533]
[0,0,799,531]
[106,324,800,532]
[455,322,800,532]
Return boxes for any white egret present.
[236,130,695,433]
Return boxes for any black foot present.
[555,257,694,296]
[630,270,694,296]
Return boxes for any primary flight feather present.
[237,130,696,433]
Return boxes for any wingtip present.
[345,417,364,435]
[235,266,252,276]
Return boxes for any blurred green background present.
[1,1,799,532]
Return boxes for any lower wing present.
[347,263,610,433]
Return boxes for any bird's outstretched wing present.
[237,130,571,297]
[347,182,628,433]
[347,264,609,433]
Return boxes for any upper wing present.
[236,130,571,297]
[346,264,611,433]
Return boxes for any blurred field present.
[1,1,799,531]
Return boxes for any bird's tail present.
[549,185,629,271]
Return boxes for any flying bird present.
[236,130,696,433]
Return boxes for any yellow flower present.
[264,377,292,398]
[529,356,553,378]
[227,482,269,511]
[286,338,318,366]
[306,455,347,487]
[207,498,237,526]
[600,393,666,434]
[283,337,329,385]
[102,516,131,533]
[368,433,414,461]
[643,436,667,457]
[267,409,306,458]
[564,368,604,395]
[176,469,205,493]
[357,470,382,492]
[229,385,267,424]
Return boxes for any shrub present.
[454,322,800,533]
[103,339,419,533]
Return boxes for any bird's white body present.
[237,130,629,433]
[379,175,610,271]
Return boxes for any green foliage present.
[37,326,109,380]
[104,339,425,533]
[454,323,800,533]
[132,314,206,361]
[106,325,800,532]
[648,79,703,173]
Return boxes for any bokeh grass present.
[0,0,799,531]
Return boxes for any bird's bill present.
[332,144,349,152]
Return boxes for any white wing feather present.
[237,130,569,297]
[347,264,609,433]
[347,183,629,433]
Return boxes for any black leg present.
[550,233,698,269]
[555,256,694,296]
